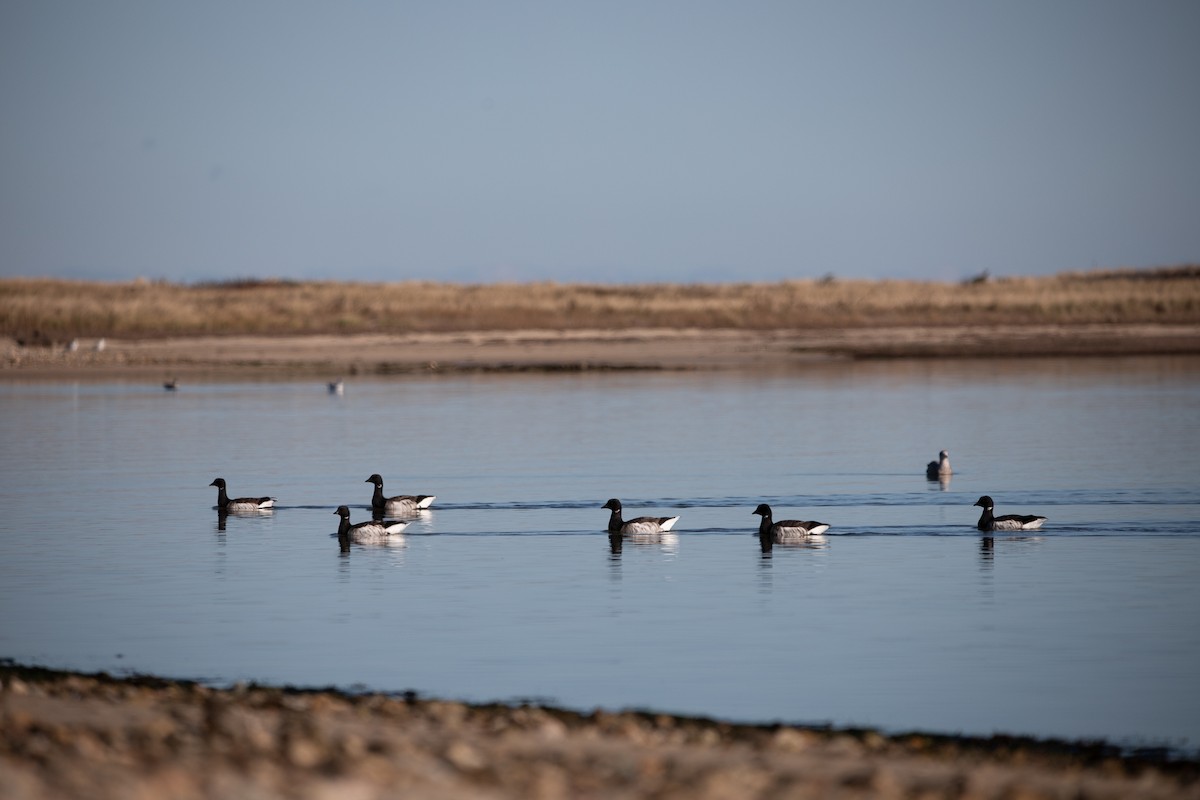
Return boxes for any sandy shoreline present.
[2,663,1196,800]
[5,324,1200,380]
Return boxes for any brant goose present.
[602,498,680,535]
[163,378,178,391]
[335,506,409,542]
[752,503,830,538]
[973,495,1046,532]
[366,474,435,514]
[926,449,952,479]
[209,478,275,511]
[328,380,344,395]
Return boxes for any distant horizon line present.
[3,263,1197,287]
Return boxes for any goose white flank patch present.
[602,498,680,535]
[752,503,830,538]
[973,495,1047,532]
[366,474,435,514]
[209,478,275,511]
[327,380,344,395]
[335,505,409,542]
[926,449,952,479]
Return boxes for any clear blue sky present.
[2,1,1197,284]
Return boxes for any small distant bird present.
[366,474,435,515]
[926,449,952,480]
[973,495,1046,532]
[163,378,178,391]
[94,338,106,352]
[328,379,344,395]
[209,478,275,512]
[752,503,830,538]
[602,498,680,535]
[335,506,409,542]
[66,339,79,352]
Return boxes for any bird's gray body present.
[602,498,679,535]
[335,506,409,542]
[210,478,274,511]
[366,474,435,514]
[974,496,1046,532]
[753,503,829,538]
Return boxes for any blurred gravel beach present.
[2,663,1197,800]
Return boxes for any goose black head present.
[209,478,226,489]
[974,495,994,509]
[365,474,384,486]
[752,503,772,517]
[602,498,622,511]
[334,505,351,518]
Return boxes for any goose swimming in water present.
[973,495,1046,532]
[335,506,409,542]
[752,503,830,538]
[602,498,680,535]
[926,449,952,480]
[366,474,435,515]
[209,478,275,511]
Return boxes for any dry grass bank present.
[3,267,1197,343]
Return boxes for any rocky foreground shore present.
[1,663,1196,800]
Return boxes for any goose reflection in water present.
[926,473,951,491]
[371,506,432,523]
[337,531,409,555]
[977,533,1046,569]
[214,506,273,532]
[605,531,679,560]
[758,531,829,556]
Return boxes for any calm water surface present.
[2,357,1199,752]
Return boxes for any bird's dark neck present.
[371,483,385,508]
[757,513,774,536]
[338,516,352,536]
[976,507,994,531]
[216,485,229,508]
[607,507,623,532]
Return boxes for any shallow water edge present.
[5,327,1200,380]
